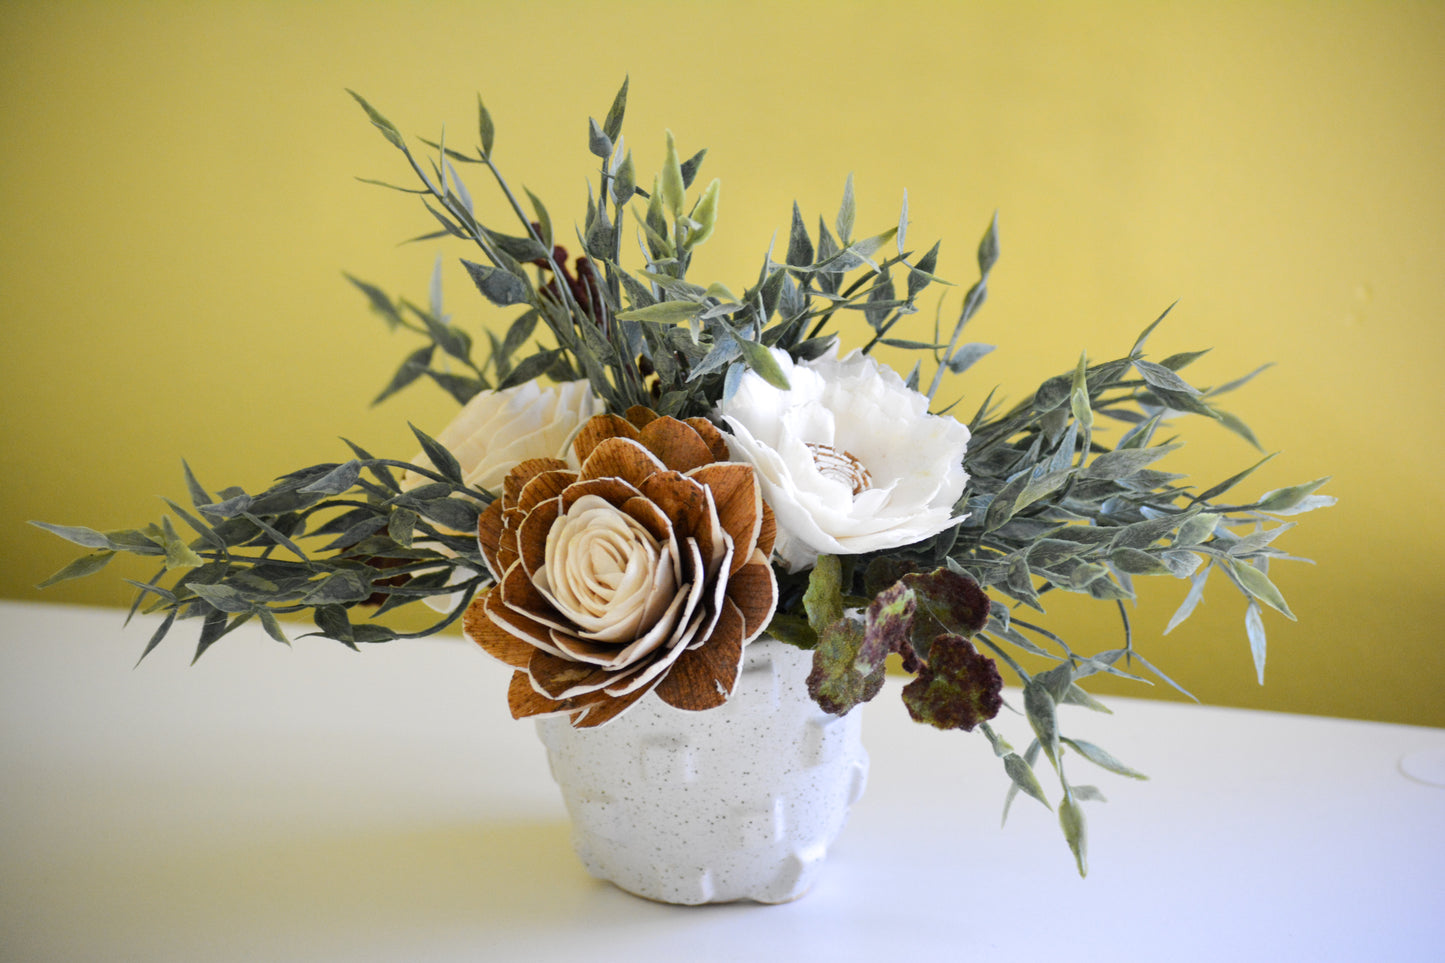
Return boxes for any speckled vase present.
[534,636,869,905]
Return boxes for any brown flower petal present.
[685,416,732,463]
[570,682,653,728]
[476,498,506,579]
[516,496,562,578]
[638,471,709,542]
[463,408,778,728]
[638,417,716,474]
[559,476,643,513]
[723,548,779,640]
[757,500,777,559]
[516,468,577,513]
[654,596,746,712]
[464,593,534,669]
[580,436,665,488]
[572,413,640,464]
[503,457,570,506]
[688,462,763,574]
[623,405,659,428]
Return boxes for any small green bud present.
[661,130,686,220]
[688,178,721,247]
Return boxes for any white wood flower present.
[404,379,604,494]
[717,346,971,572]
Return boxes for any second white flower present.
[717,346,971,572]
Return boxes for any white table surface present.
[2,601,1442,962]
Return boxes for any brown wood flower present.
[464,407,778,728]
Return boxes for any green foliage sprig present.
[34,430,491,662]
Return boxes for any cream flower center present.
[540,494,677,643]
[807,443,872,496]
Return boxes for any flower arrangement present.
[35,80,1331,875]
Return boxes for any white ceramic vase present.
[534,636,869,904]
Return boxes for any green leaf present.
[1059,794,1089,877]
[735,337,791,391]
[258,607,291,646]
[587,116,612,159]
[1062,737,1148,780]
[345,274,407,331]
[240,512,309,561]
[499,348,563,390]
[1130,301,1177,357]
[479,227,549,263]
[1080,443,1180,480]
[1003,752,1051,812]
[373,344,436,406]
[1225,558,1296,619]
[946,342,995,374]
[805,618,885,716]
[192,607,234,663]
[185,582,254,614]
[907,241,941,299]
[1135,358,1201,396]
[37,550,115,588]
[30,521,113,549]
[161,499,225,552]
[1070,351,1093,429]
[765,612,817,649]
[660,130,686,219]
[136,609,177,664]
[347,89,405,151]
[582,199,613,259]
[1174,512,1221,546]
[602,75,628,141]
[460,258,529,307]
[299,460,362,496]
[1245,602,1267,684]
[160,516,203,571]
[611,150,636,208]
[835,172,856,243]
[976,211,1000,275]
[1191,453,1277,505]
[680,148,707,189]
[688,178,720,247]
[523,187,553,250]
[1208,362,1274,397]
[409,424,464,486]
[616,300,703,324]
[1216,409,1263,450]
[1023,679,1060,769]
[413,496,481,533]
[1109,511,1193,551]
[803,554,845,635]
[302,571,374,606]
[181,460,212,507]
[1109,547,1173,575]
[1255,476,1332,514]
[1161,348,1211,370]
[896,188,909,256]
[785,202,814,269]
[313,605,357,647]
[476,94,495,158]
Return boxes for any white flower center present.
[539,494,677,643]
[807,443,872,496]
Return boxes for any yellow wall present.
[3,1,1440,726]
